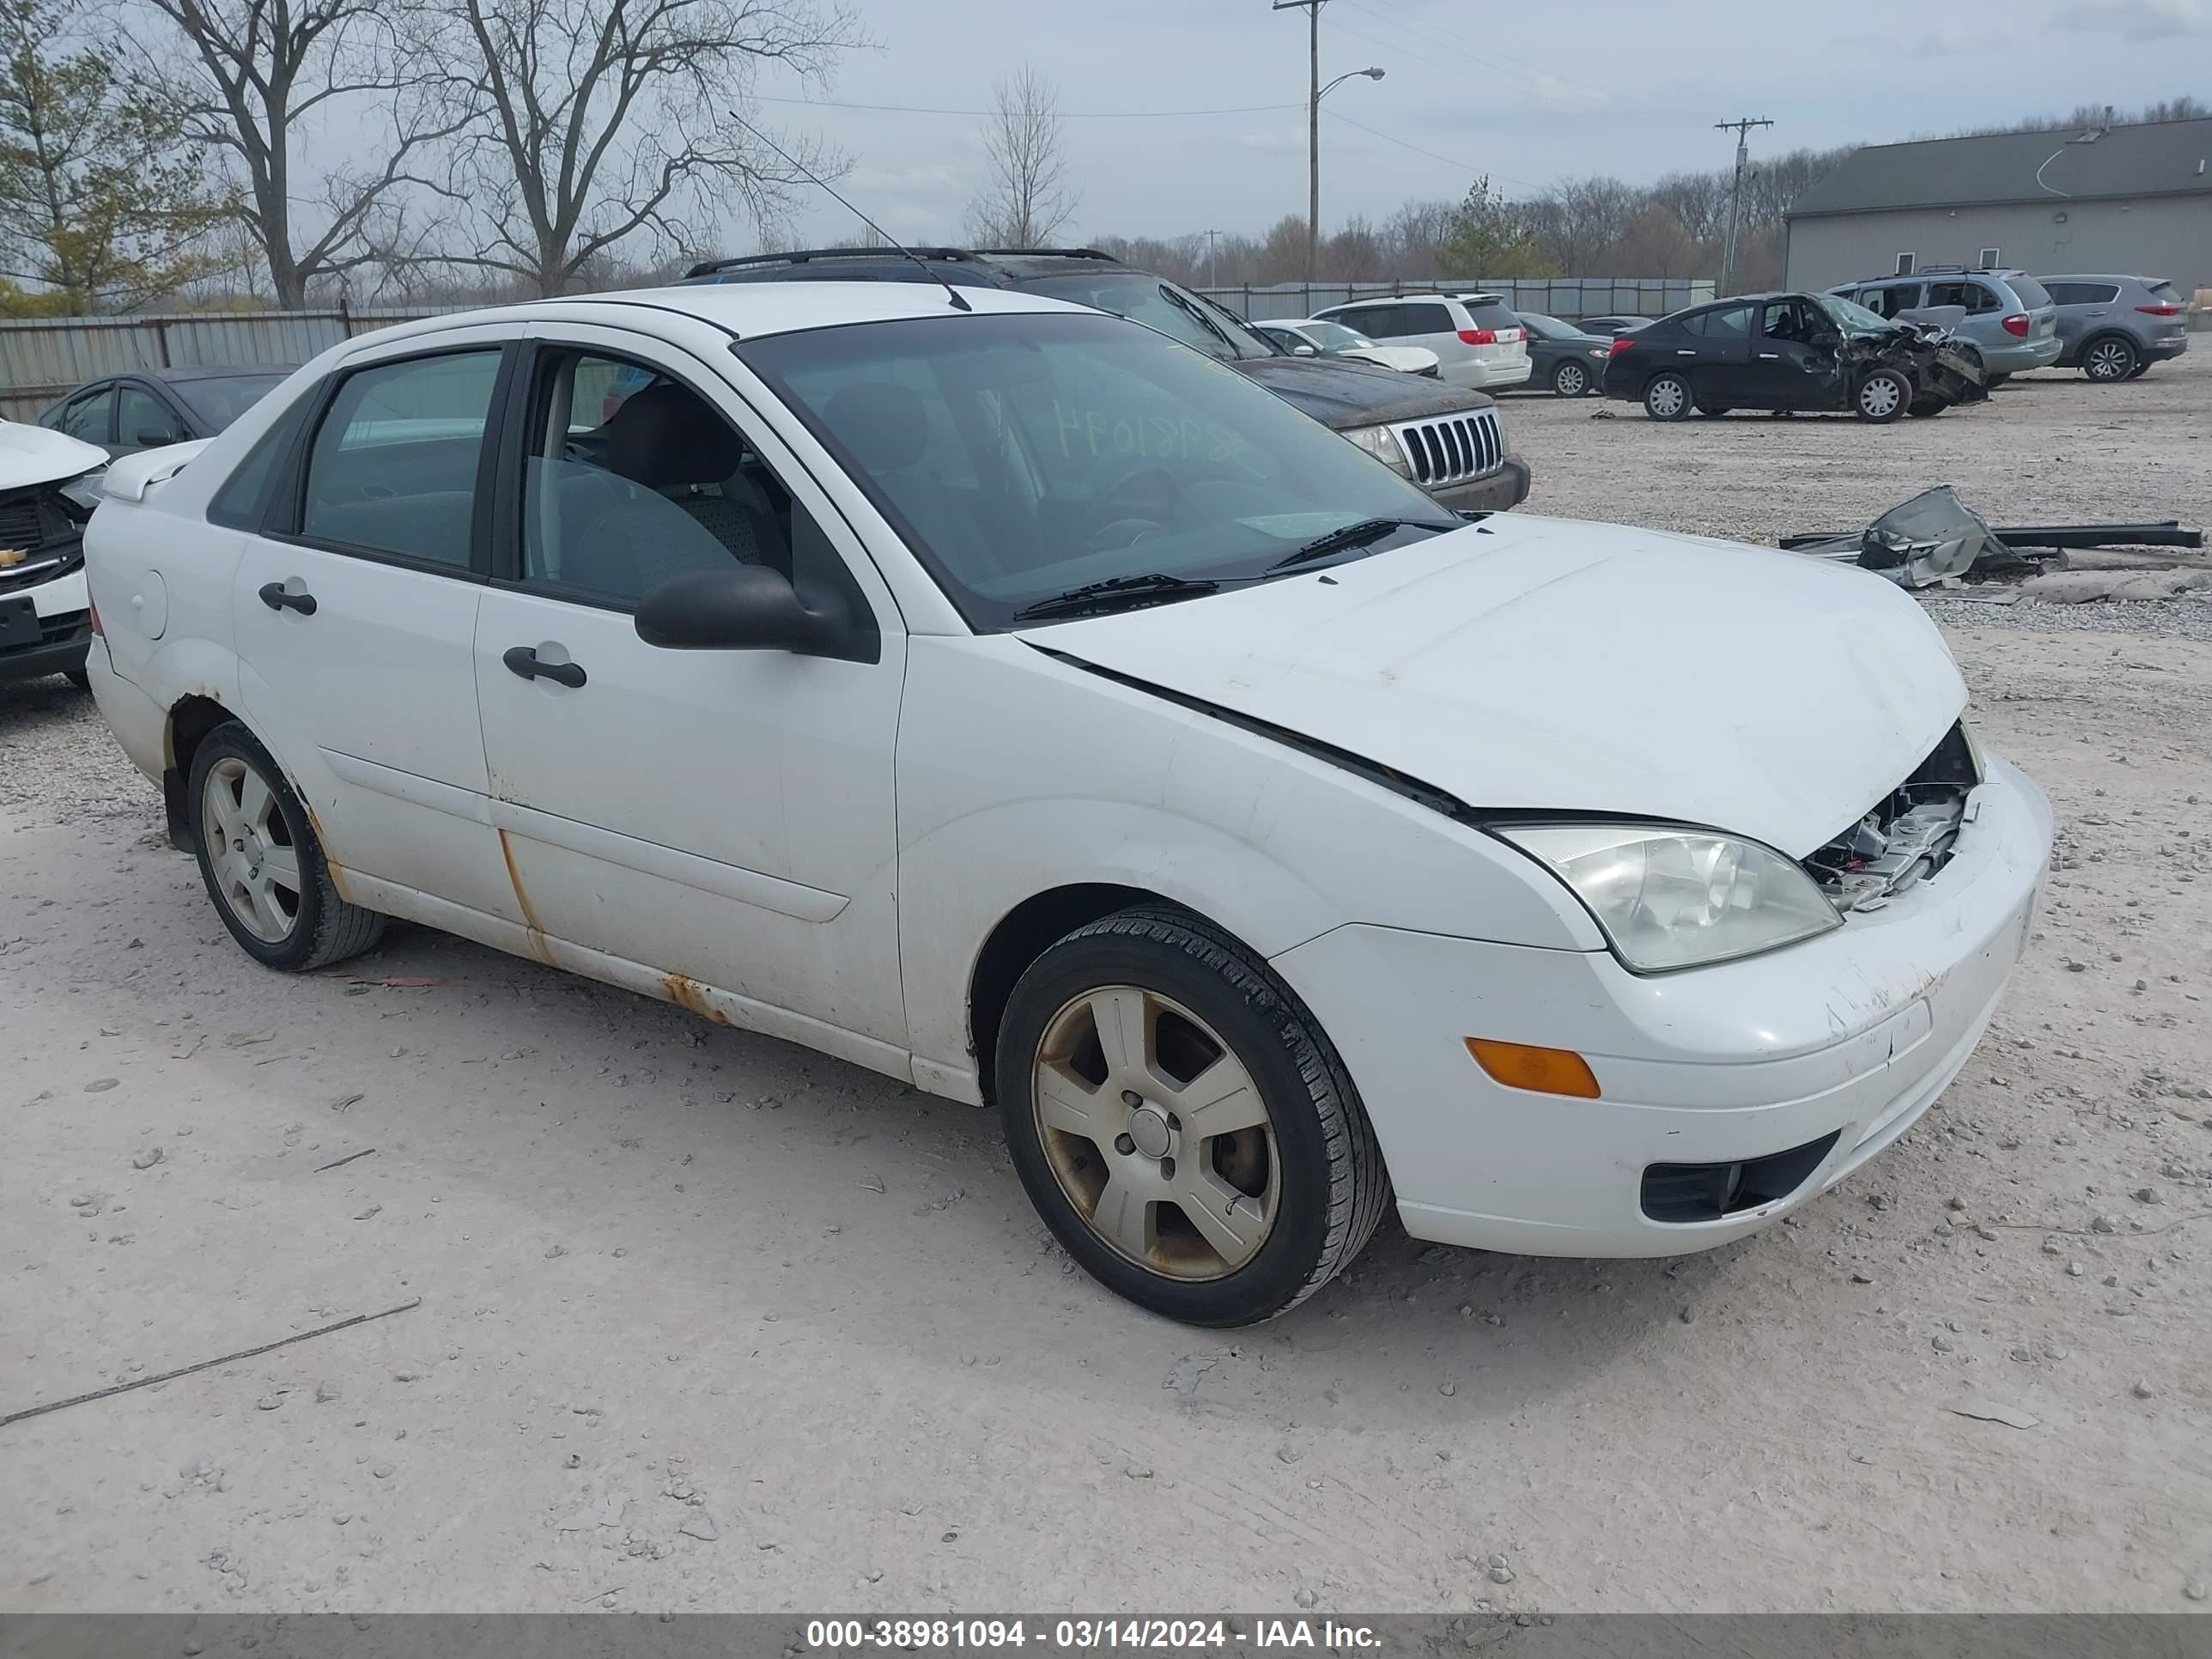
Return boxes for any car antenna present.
[726,111,972,313]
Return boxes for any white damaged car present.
[82,282,2051,1326]
[0,421,107,688]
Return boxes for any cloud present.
[2051,0,2205,37]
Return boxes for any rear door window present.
[2045,282,2120,307]
[298,349,504,569]
[117,385,179,447]
[1395,302,1455,337]
[1337,305,1401,337]
[1681,305,1752,338]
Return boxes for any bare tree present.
[127,0,464,306]
[962,64,1077,248]
[420,0,860,298]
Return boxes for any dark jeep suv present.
[683,247,1531,514]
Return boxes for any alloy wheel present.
[201,755,302,943]
[2085,339,2134,381]
[1030,985,1279,1281]
[1555,362,1587,397]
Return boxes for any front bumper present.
[1430,454,1531,514]
[1271,752,2051,1257]
[0,568,92,684]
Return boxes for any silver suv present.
[2041,274,2191,381]
[1826,266,2061,382]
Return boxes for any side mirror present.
[1291,343,1318,356]
[135,425,179,447]
[635,564,848,655]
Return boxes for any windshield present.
[1018,271,1275,361]
[739,312,1459,630]
[171,373,289,428]
[1812,294,1899,337]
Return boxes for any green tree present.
[1439,175,1553,279]
[0,0,228,311]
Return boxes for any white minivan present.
[1313,292,1533,392]
[82,281,2048,1326]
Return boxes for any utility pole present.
[1204,228,1223,289]
[1274,0,1322,282]
[1715,117,1772,298]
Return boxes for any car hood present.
[1023,514,1966,858]
[1234,353,1493,428]
[0,421,106,489]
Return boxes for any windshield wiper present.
[1012,572,1222,622]
[1265,517,1438,574]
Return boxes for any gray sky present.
[755,0,2208,250]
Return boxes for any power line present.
[1322,108,1546,194]
[1351,0,1561,87]
[1331,0,1547,91]
[751,93,1304,120]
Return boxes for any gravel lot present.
[3,353,2209,1616]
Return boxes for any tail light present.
[1457,328,1496,345]
[1607,337,1635,356]
[2001,313,2030,337]
[2136,302,2183,316]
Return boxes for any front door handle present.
[503,644,586,689]
[258,580,317,615]
[1676,349,1697,356]
[1758,351,1779,360]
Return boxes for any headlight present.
[1343,422,1412,477]
[58,469,106,513]
[1496,823,1841,972]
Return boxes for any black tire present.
[1852,368,1911,422]
[1552,360,1590,398]
[2124,359,2152,380]
[1643,373,1692,422]
[1985,373,2010,389]
[64,668,90,690]
[1695,404,1731,417]
[187,720,386,971]
[2081,335,2138,382]
[995,906,1389,1327]
[1907,399,1947,417]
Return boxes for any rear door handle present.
[1676,349,1697,356]
[1757,352,1780,360]
[503,644,586,689]
[258,580,316,615]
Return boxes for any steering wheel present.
[1086,462,1182,549]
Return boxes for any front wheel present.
[1853,369,1910,422]
[2082,336,2139,382]
[995,908,1389,1327]
[1552,361,1589,398]
[188,721,386,970]
[1643,374,1692,421]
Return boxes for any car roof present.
[2039,272,2161,283]
[149,363,299,380]
[348,280,1091,351]
[684,246,1129,285]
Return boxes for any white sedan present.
[1254,319,1443,378]
[82,281,2050,1327]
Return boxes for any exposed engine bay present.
[1840,322,1988,409]
[1803,723,1980,913]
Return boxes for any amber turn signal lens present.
[1464,1038,1601,1098]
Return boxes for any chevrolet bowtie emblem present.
[0,548,27,568]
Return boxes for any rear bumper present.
[1431,455,1530,514]
[1271,753,2051,1258]
[1984,335,2063,374]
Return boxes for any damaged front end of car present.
[1845,321,1988,410]
[1802,722,1981,913]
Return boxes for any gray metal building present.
[1784,117,2212,295]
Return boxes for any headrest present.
[605,382,745,488]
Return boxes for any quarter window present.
[300,349,502,568]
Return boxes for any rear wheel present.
[1853,369,1910,422]
[1643,374,1692,421]
[2082,336,2138,382]
[1552,361,1589,398]
[996,907,1388,1327]
[2124,359,2152,380]
[188,721,386,971]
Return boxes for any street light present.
[1308,67,1383,281]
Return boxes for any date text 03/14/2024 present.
[802,1620,1384,1650]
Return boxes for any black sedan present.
[1571,315,1652,337]
[39,365,295,459]
[1600,293,1987,423]
[1513,312,1614,396]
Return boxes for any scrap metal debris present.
[1784,488,2205,591]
